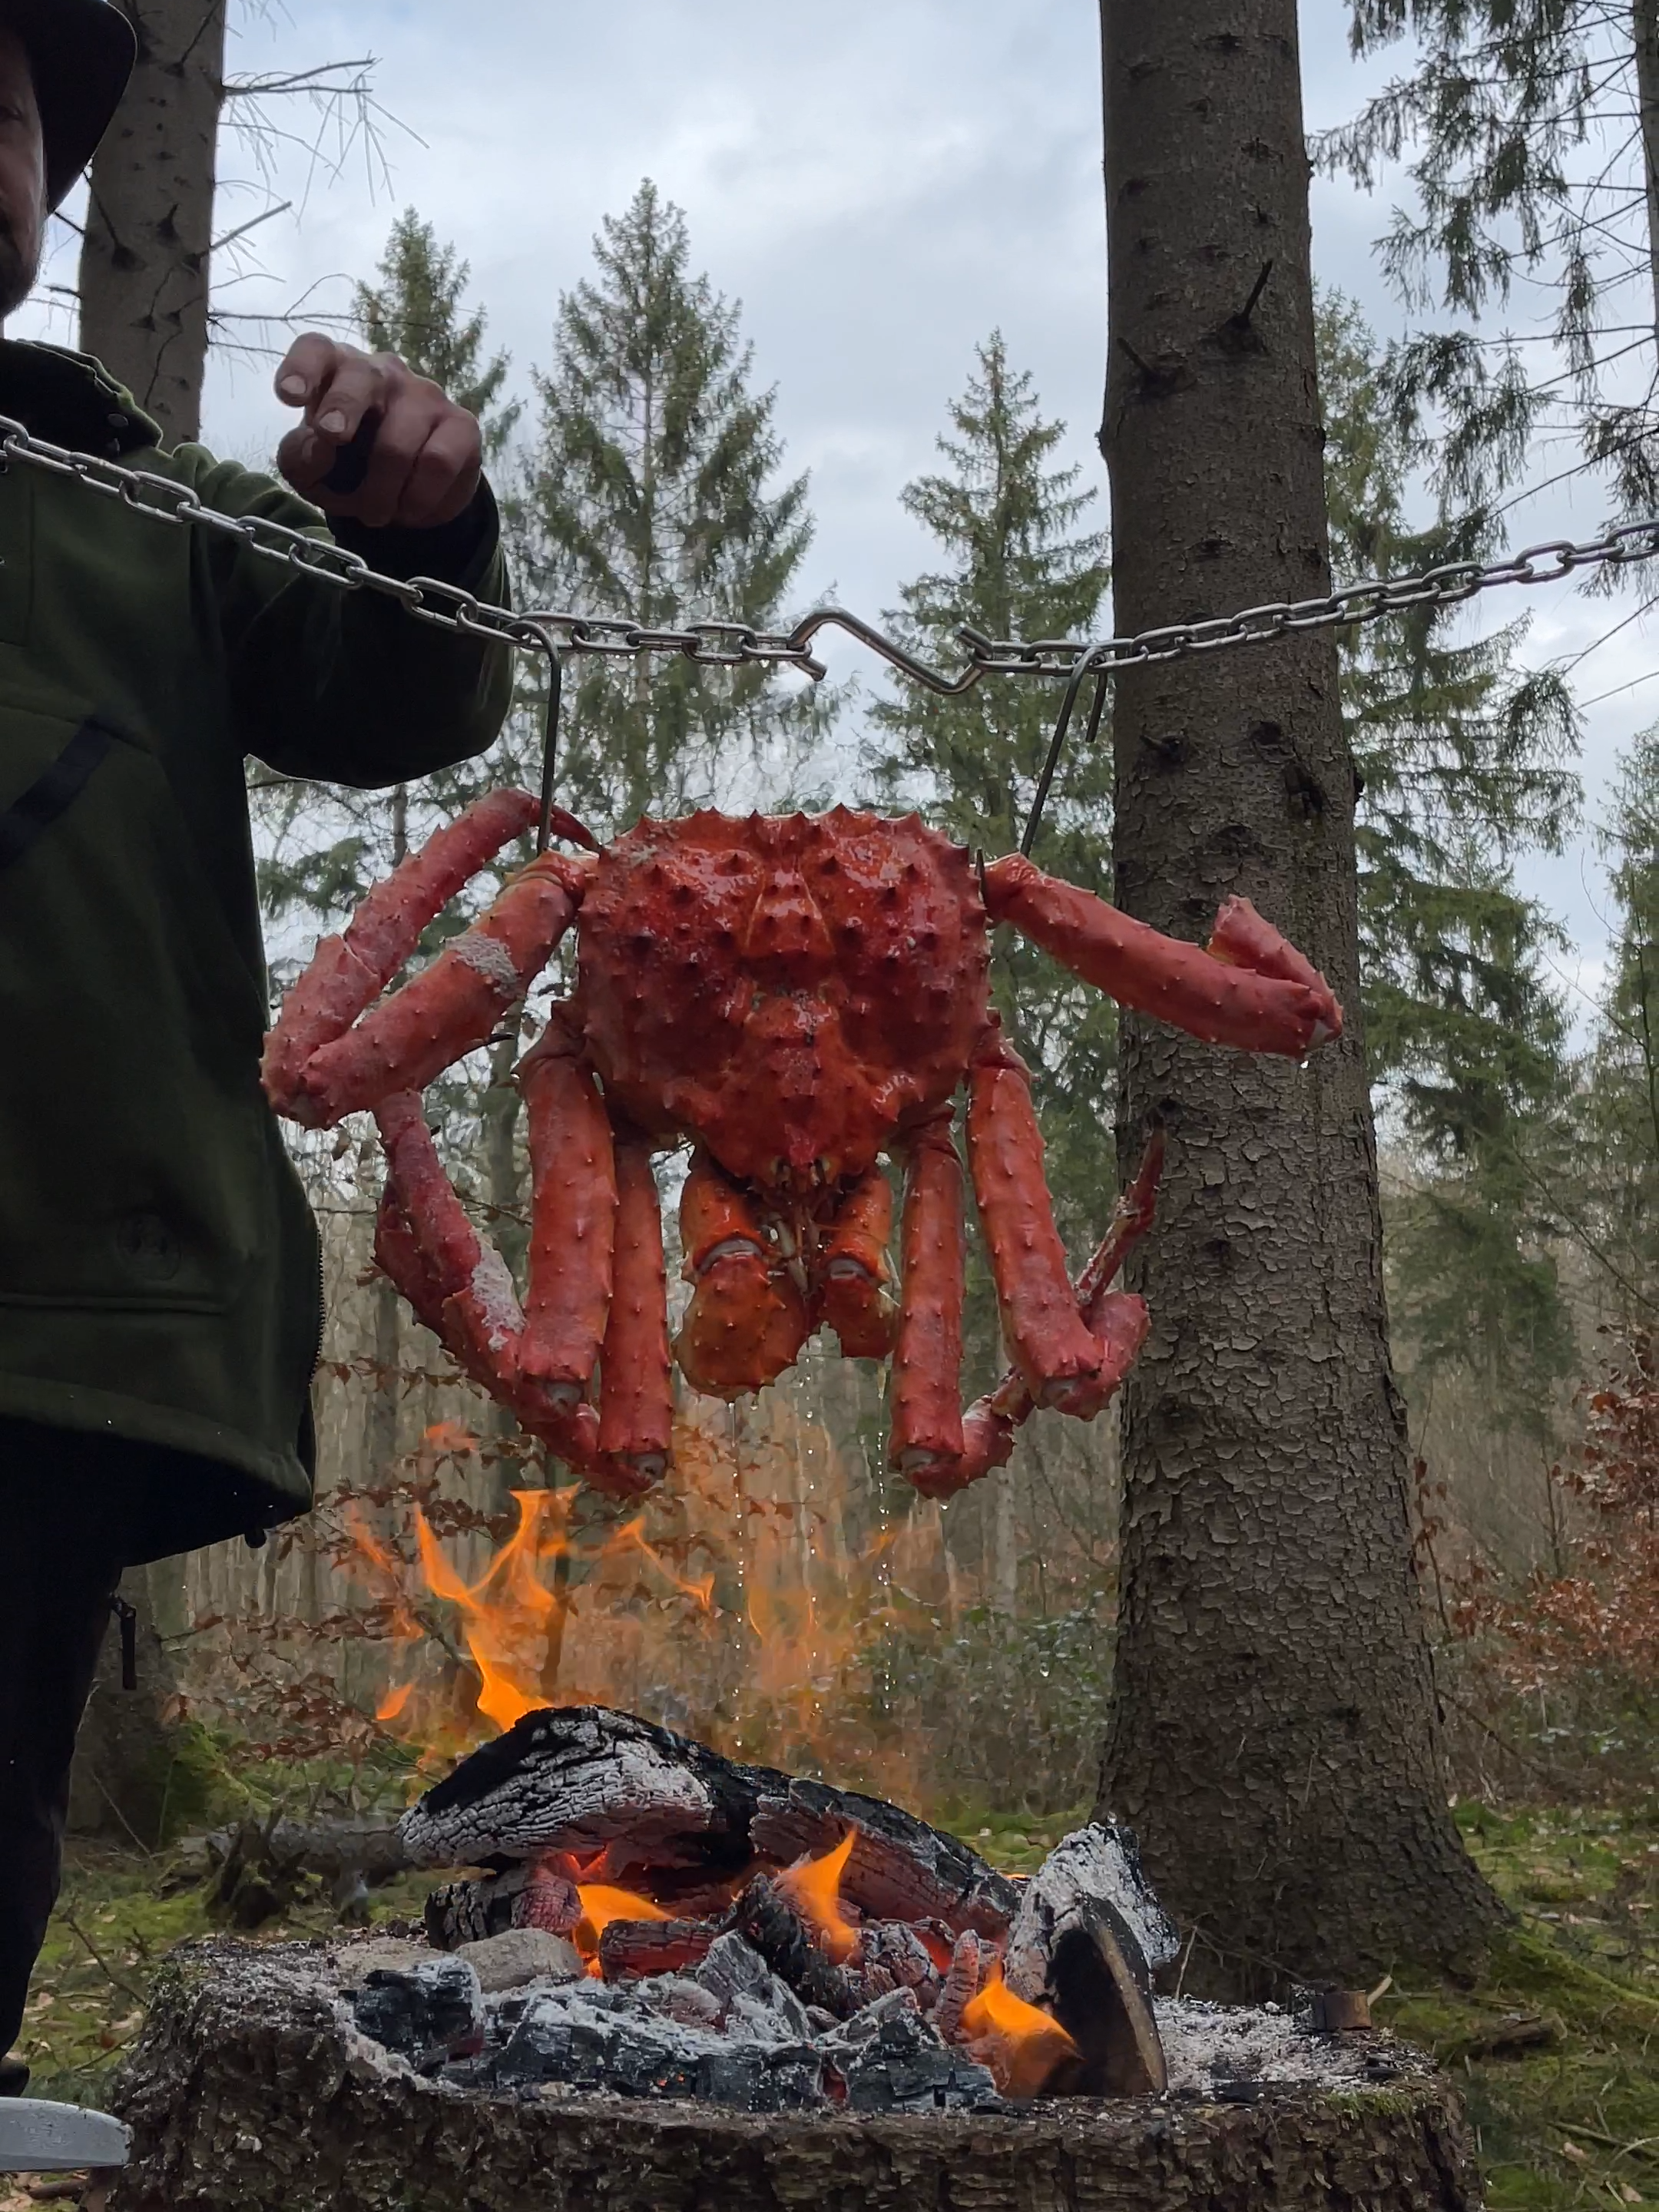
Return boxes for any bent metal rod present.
[0,408,1648,851]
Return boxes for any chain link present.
[3,409,1656,695]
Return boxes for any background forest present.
[23,4,1659,2205]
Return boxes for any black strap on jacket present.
[0,717,114,872]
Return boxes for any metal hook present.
[1021,647,1111,858]
[536,645,565,858]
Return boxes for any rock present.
[349,1957,483,2071]
[332,1939,431,1988]
[456,1929,584,1993]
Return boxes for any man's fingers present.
[275,422,329,495]
[395,411,485,528]
[308,353,392,445]
[275,333,338,409]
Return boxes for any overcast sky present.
[27,0,1656,1015]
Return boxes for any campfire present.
[324,1702,1389,2119]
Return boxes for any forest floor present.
[1,1797,1655,2209]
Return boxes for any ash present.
[1155,1998,1419,2103]
[346,1937,1002,2118]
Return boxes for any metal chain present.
[3,408,1657,698]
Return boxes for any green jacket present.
[0,341,514,1560]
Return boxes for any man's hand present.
[273,335,485,530]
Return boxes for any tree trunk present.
[1095,0,1502,1988]
[1634,0,1659,343]
[77,0,227,444]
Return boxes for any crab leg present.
[375,1092,527,1395]
[965,1026,1117,1417]
[517,1008,617,1404]
[285,853,588,1128]
[675,1152,812,1399]
[981,856,1343,1059]
[596,1131,675,1494]
[374,1091,609,1480]
[815,1165,899,1362]
[263,790,543,1112]
[905,1131,1165,1500]
[888,1108,968,1477]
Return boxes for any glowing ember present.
[572,1884,674,1977]
[961,1965,1078,2098]
[777,1830,861,1964]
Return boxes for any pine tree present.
[1318,0,1659,522]
[356,210,523,461]
[515,180,827,839]
[1320,292,1581,1421]
[863,335,1112,1381]
[1578,728,1659,1312]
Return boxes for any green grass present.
[14,1787,1659,2209]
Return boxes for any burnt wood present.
[399,1707,1018,1944]
[598,1919,719,1979]
[108,1940,1482,2212]
[399,1707,790,1874]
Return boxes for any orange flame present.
[376,1681,415,1723]
[414,1488,566,1734]
[960,1966,1078,2098]
[777,1830,861,1963]
[572,1883,674,1978]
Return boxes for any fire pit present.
[107,1707,1479,2210]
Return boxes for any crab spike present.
[674,1152,810,1399]
[982,855,1343,1058]
[965,1026,1116,1416]
[263,790,544,1113]
[816,1164,899,1363]
[902,1131,1165,1500]
[284,856,583,1128]
[595,1132,674,1494]
[888,1109,968,1477]
[517,1008,617,1402]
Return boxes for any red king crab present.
[263,793,1341,1501]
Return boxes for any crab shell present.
[575,809,988,1196]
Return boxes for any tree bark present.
[78,0,227,445]
[1634,0,1659,344]
[1095,0,1502,1988]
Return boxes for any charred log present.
[424,1859,581,1951]
[398,1707,1016,1949]
[399,1706,789,1876]
[598,1919,719,1980]
[1004,1821,1179,1998]
[733,1877,863,2020]
[750,1780,1019,1937]
[1045,1899,1167,2098]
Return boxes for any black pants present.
[0,1429,133,2061]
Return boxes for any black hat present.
[5,0,136,209]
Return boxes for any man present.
[0,1,515,2091]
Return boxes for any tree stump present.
[107,1942,1480,2212]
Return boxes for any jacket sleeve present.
[170,444,518,790]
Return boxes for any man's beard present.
[0,218,41,321]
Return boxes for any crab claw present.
[1206,896,1344,1050]
[543,806,601,853]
